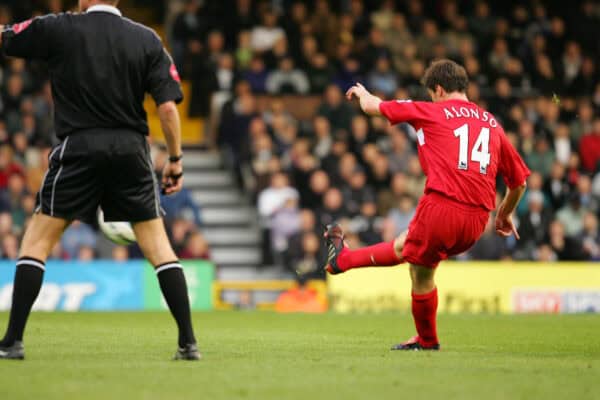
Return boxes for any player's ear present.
[435,85,445,99]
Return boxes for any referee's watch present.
[169,154,183,162]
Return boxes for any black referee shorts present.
[35,129,162,224]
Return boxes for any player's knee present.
[409,264,435,290]
[393,232,406,256]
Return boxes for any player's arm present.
[158,101,183,195]
[348,83,426,126]
[346,83,383,116]
[495,131,531,239]
[495,183,526,239]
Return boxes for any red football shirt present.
[379,99,530,211]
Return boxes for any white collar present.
[87,4,122,16]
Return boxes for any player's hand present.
[495,213,520,239]
[346,82,369,101]
[161,160,184,195]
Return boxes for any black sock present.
[155,262,196,347]
[0,257,45,346]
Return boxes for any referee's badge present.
[12,19,33,34]
[170,64,181,83]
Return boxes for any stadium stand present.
[1,0,600,276]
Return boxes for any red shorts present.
[402,191,489,268]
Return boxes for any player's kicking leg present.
[132,218,200,361]
[324,223,405,274]
[324,223,440,351]
[0,214,70,360]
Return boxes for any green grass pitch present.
[0,311,598,400]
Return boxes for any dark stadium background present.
[0,0,599,278]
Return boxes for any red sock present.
[337,241,402,271]
[411,288,439,347]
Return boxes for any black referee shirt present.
[1,5,183,139]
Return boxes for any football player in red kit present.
[324,59,530,350]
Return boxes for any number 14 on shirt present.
[453,123,491,174]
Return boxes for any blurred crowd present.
[168,0,600,272]
[1,0,600,270]
[0,1,211,261]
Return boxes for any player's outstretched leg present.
[391,264,440,351]
[133,219,200,361]
[324,223,404,274]
[0,214,69,360]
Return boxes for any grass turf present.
[0,312,598,400]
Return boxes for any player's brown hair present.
[421,59,469,93]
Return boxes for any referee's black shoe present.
[173,343,201,361]
[324,223,346,275]
[0,341,25,360]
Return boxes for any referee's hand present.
[161,160,184,195]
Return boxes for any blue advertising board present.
[0,261,145,311]
[0,260,216,311]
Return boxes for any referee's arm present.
[0,15,59,59]
[146,38,185,196]
[158,101,184,195]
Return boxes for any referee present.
[0,0,200,360]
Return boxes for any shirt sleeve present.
[146,37,183,106]
[498,130,530,189]
[2,15,60,59]
[379,100,427,125]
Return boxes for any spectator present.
[307,53,333,94]
[580,212,600,260]
[302,169,330,210]
[317,84,355,134]
[179,231,211,260]
[258,172,299,222]
[286,208,319,268]
[543,162,569,211]
[171,0,206,71]
[270,197,301,262]
[1,173,29,232]
[0,146,24,189]
[251,9,286,52]
[576,174,599,212]
[547,220,584,260]
[570,101,595,145]
[366,57,398,97]
[385,195,416,238]
[1,233,18,260]
[333,57,363,92]
[387,126,414,173]
[317,187,346,227]
[468,215,508,260]
[312,116,333,160]
[78,245,95,262]
[61,221,97,260]
[112,246,129,262]
[289,231,323,280]
[235,30,253,70]
[342,167,375,217]
[526,137,555,178]
[3,0,600,265]
[556,195,586,237]
[266,57,310,95]
[518,190,553,254]
[241,56,268,94]
[154,149,202,226]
